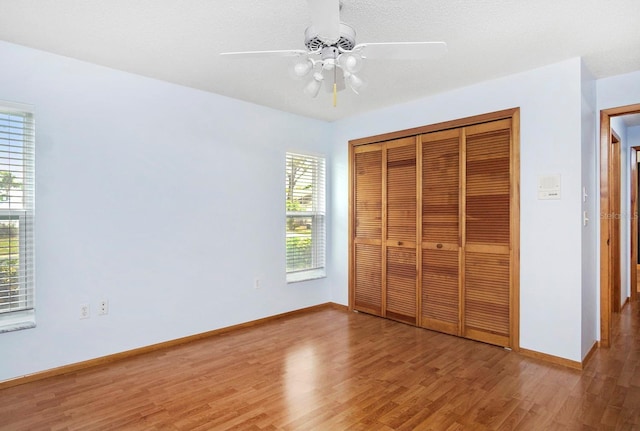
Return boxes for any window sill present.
[0,310,36,333]
[287,269,326,284]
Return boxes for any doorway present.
[600,103,640,348]
[610,130,621,313]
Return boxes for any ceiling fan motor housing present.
[305,23,356,52]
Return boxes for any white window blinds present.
[0,103,35,332]
[286,152,326,282]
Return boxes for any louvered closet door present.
[421,129,461,336]
[385,137,418,324]
[353,145,383,315]
[464,119,512,347]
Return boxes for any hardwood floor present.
[1,304,639,430]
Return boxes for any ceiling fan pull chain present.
[333,61,338,107]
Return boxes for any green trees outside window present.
[286,153,325,278]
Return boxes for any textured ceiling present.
[0,0,639,122]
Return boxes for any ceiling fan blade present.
[220,49,308,58]
[307,0,341,44]
[354,42,447,60]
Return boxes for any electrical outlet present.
[80,304,90,319]
[98,299,109,316]
[254,278,261,289]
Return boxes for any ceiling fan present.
[220,0,447,106]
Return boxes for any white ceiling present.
[0,0,639,122]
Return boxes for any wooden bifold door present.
[350,110,519,349]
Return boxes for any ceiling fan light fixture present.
[344,71,366,94]
[303,72,324,97]
[338,53,363,73]
[292,58,313,77]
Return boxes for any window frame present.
[286,152,326,283]
[0,101,35,333]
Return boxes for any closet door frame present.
[349,108,520,351]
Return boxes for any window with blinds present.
[286,152,326,282]
[0,102,35,332]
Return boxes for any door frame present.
[631,146,639,304]
[599,103,640,347]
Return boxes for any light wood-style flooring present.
[1,303,639,430]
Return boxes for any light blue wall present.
[630,126,640,146]
[0,41,333,381]
[597,71,640,111]
[581,62,598,359]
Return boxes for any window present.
[0,103,35,332]
[286,152,325,282]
